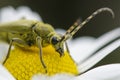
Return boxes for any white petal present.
[75,28,120,64]
[78,39,120,73]
[32,64,120,80]
[87,27,120,57]
[32,74,75,80]
[55,28,66,35]
[0,6,42,22]
[0,42,9,63]
[17,6,42,21]
[68,37,95,63]
[76,64,120,80]
[0,64,15,80]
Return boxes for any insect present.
[0,7,114,73]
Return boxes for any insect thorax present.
[33,22,56,47]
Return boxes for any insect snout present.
[50,35,64,57]
[56,47,64,57]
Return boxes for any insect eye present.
[51,37,59,45]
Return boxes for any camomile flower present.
[0,6,120,80]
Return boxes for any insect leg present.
[65,41,77,63]
[3,38,28,64]
[36,37,47,73]
[65,42,70,53]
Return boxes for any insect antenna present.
[60,7,114,42]
[60,18,81,41]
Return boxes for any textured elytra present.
[4,45,78,80]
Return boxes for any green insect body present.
[0,7,114,73]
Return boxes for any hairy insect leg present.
[65,42,70,53]
[65,41,76,63]
[3,38,28,64]
[36,37,47,73]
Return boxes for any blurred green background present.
[0,0,119,69]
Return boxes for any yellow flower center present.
[4,45,78,80]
